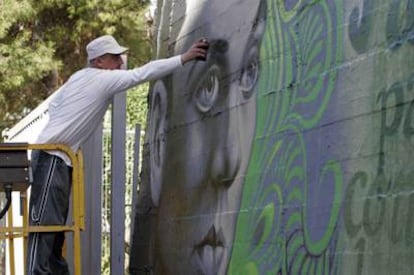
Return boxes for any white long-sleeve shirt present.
[35,55,182,165]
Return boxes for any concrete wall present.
[130,0,414,274]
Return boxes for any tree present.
[0,0,152,138]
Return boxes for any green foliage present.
[0,0,152,135]
[127,83,149,128]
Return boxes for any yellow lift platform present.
[0,143,85,275]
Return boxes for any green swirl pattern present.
[229,0,344,274]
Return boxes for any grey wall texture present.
[130,0,414,274]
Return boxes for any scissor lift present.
[0,143,85,275]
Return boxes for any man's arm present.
[97,39,210,97]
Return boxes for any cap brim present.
[107,46,128,55]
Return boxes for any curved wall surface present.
[130,0,414,274]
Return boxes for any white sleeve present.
[100,55,182,97]
[129,55,183,82]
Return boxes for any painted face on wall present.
[147,1,267,274]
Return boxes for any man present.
[26,34,208,275]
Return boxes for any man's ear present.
[148,80,168,206]
[91,56,105,69]
[90,58,98,68]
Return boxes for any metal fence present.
[102,111,140,274]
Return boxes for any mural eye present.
[239,46,259,99]
[194,65,221,113]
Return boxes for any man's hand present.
[181,39,209,64]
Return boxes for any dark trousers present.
[27,150,72,275]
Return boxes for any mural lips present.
[194,225,225,274]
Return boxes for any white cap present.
[86,35,128,61]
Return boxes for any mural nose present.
[210,142,241,189]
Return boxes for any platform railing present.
[0,143,84,275]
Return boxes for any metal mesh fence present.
[101,111,138,275]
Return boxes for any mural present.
[130,0,414,274]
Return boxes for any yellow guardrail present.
[0,143,84,275]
